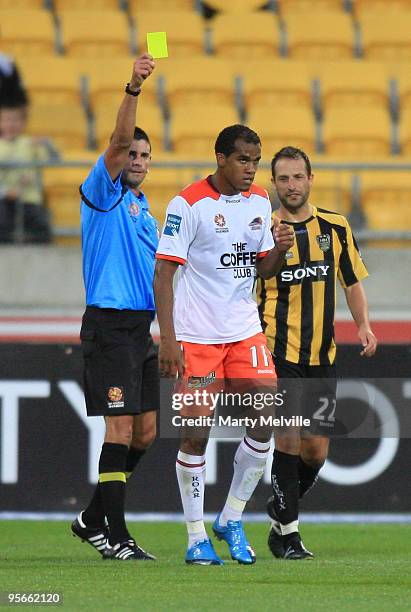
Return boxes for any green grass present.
[0,521,410,611]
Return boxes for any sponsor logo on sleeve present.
[164,214,182,238]
[249,216,263,230]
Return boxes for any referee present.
[257,146,377,560]
[70,55,159,561]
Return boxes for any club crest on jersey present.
[128,202,140,219]
[316,233,331,251]
[249,216,263,230]
[164,213,182,238]
[107,386,125,409]
[214,213,229,233]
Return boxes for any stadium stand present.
[42,166,83,244]
[17,57,82,106]
[211,13,280,59]
[94,105,165,152]
[284,12,355,59]
[0,0,45,7]
[358,170,411,232]
[0,10,56,58]
[202,0,269,13]
[53,0,124,9]
[59,10,131,57]
[323,107,392,157]
[129,0,195,11]
[359,13,411,61]
[171,104,238,155]
[277,0,347,14]
[133,10,206,57]
[241,60,315,113]
[353,0,411,17]
[160,57,236,108]
[247,106,316,157]
[27,104,88,150]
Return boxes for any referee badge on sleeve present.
[316,234,331,251]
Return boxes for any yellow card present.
[147,32,168,58]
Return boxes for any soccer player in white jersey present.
[154,125,294,565]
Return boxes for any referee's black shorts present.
[80,306,160,417]
[274,355,337,436]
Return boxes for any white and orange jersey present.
[156,177,274,344]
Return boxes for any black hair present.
[271,146,312,177]
[133,126,151,149]
[215,124,260,157]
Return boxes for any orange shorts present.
[181,332,275,380]
[175,333,276,419]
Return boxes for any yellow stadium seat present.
[358,171,411,230]
[54,0,121,9]
[354,0,411,17]
[171,104,238,156]
[317,61,390,112]
[94,105,165,152]
[247,107,316,158]
[278,0,346,14]
[83,57,158,112]
[60,10,131,57]
[18,57,81,105]
[42,167,83,239]
[310,169,352,214]
[0,10,55,57]
[393,69,411,115]
[323,107,391,157]
[212,13,280,59]
[242,60,315,112]
[285,12,354,60]
[399,109,411,155]
[134,10,205,57]
[142,167,194,223]
[360,14,411,61]
[203,0,268,13]
[0,0,45,7]
[129,0,195,11]
[161,58,236,107]
[27,104,88,150]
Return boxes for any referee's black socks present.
[125,446,146,480]
[271,450,299,529]
[98,442,130,546]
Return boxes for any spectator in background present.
[0,53,28,108]
[0,103,51,243]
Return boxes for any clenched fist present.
[273,216,294,253]
[129,53,155,89]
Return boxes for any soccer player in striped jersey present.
[257,146,377,560]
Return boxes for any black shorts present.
[80,307,160,417]
[274,355,337,436]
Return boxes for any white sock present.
[220,437,271,526]
[176,451,207,547]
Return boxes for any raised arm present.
[344,281,377,357]
[104,54,155,180]
[154,259,184,378]
[257,217,294,279]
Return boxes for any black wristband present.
[125,83,141,96]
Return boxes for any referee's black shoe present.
[71,512,109,556]
[283,533,314,560]
[266,496,285,559]
[102,539,156,561]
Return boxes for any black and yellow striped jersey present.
[257,206,368,366]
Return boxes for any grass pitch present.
[0,521,410,611]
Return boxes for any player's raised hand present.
[130,53,155,89]
[359,326,378,357]
[273,216,294,253]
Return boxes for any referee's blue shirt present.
[81,155,159,311]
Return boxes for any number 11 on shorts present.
[250,345,270,368]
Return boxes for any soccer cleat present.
[212,514,256,565]
[71,512,109,556]
[102,539,156,561]
[185,538,224,566]
[283,534,314,560]
[266,496,285,559]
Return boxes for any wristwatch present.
[125,83,141,96]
